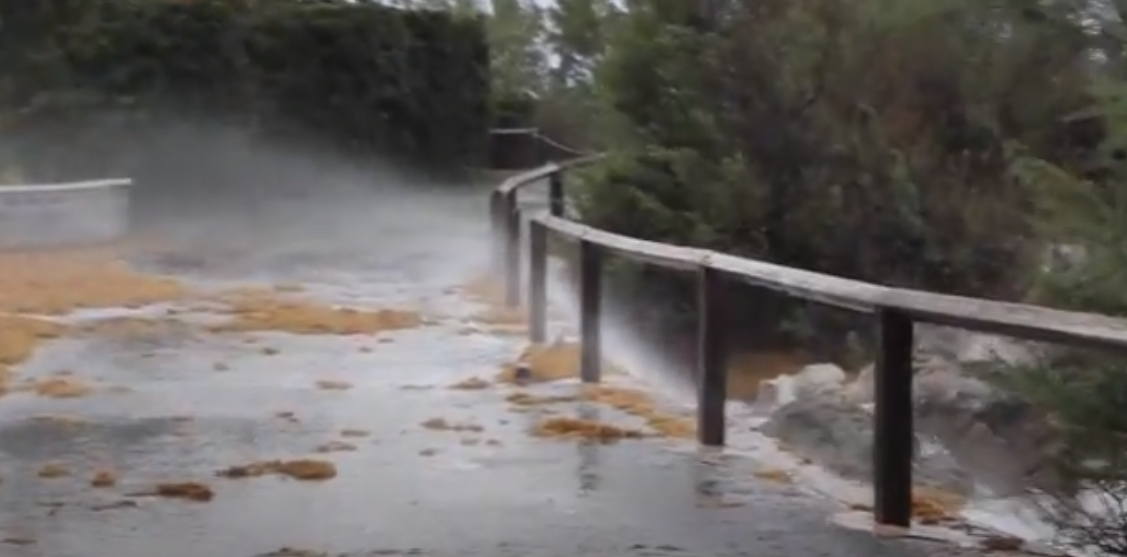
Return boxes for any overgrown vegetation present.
[0,0,490,182]
[422,0,1127,551]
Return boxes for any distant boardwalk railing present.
[0,178,132,248]
[490,155,1127,528]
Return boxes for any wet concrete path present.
[0,183,972,557]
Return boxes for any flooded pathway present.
[0,183,993,557]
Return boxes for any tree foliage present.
[568,0,1104,347]
[0,0,491,179]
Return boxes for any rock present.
[793,363,848,398]
[842,364,873,405]
[916,325,1038,366]
[760,392,879,481]
[752,363,846,408]
[912,365,1057,496]
[845,353,1057,496]
[760,391,974,493]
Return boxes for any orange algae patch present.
[314,440,357,453]
[217,459,337,481]
[581,385,696,439]
[76,316,192,339]
[910,486,965,523]
[24,375,93,398]
[0,314,66,392]
[725,351,810,399]
[420,418,483,433]
[471,305,527,328]
[531,417,646,443]
[495,341,620,384]
[448,377,491,390]
[315,380,352,391]
[0,248,187,315]
[848,486,966,524]
[450,275,531,332]
[37,462,70,478]
[753,468,793,484]
[451,275,506,306]
[146,482,214,501]
[90,470,118,487]
[505,392,579,406]
[208,289,422,336]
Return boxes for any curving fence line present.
[488,128,595,169]
[490,156,1127,528]
[0,178,132,248]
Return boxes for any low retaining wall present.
[0,179,132,249]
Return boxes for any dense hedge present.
[0,0,491,179]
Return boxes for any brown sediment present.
[37,462,69,478]
[207,288,423,336]
[530,416,646,443]
[0,248,187,315]
[146,482,214,501]
[90,470,118,487]
[24,375,93,398]
[314,380,352,391]
[314,441,357,453]
[580,385,695,439]
[724,351,810,400]
[495,341,624,384]
[216,459,337,481]
[448,377,491,390]
[505,392,579,406]
[420,417,483,433]
[848,485,966,524]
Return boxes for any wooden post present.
[549,172,565,217]
[697,266,726,446]
[504,192,521,307]
[874,308,915,527]
[490,192,505,275]
[528,219,548,343]
[579,240,602,383]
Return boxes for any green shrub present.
[0,0,491,178]
[575,0,1096,350]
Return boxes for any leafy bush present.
[0,0,491,179]
[575,0,1098,350]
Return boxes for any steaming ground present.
[0,177,1014,557]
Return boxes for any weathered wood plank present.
[707,253,885,313]
[534,214,705,271]
[882,288,1127,353]
[502,157,1127,354]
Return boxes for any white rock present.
[916,325,1037,366]
[754,375,795,408]
[753,363,847,409]
[792,363,848,400]
[842,364,874,405]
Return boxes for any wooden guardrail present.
[488,128,594,169]
[489,156,1127,528]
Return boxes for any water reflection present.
[692,448,741,508]
[576,402,601,495]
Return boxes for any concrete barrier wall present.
[0,179,132,249]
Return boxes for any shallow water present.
[0,181,1035,557]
